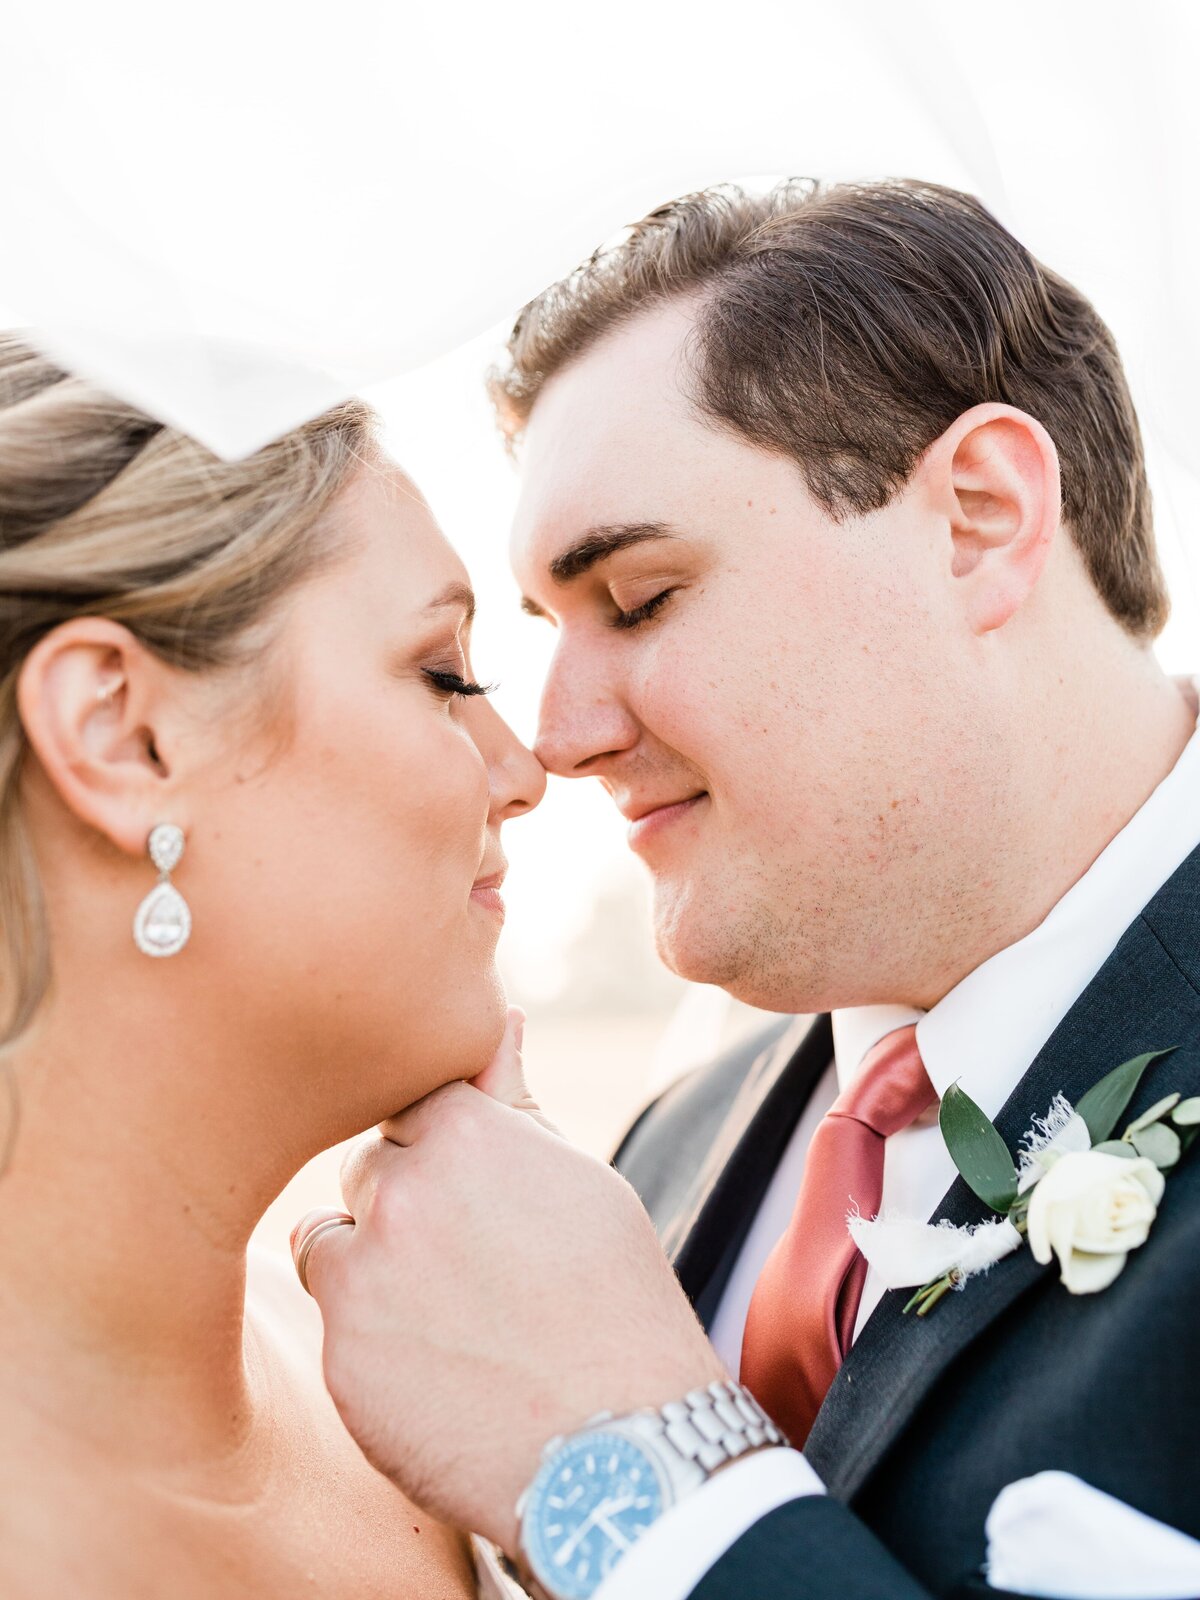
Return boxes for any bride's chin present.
[335,981,510,1131]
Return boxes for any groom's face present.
[509,300,1001,1012]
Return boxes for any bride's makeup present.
[401,592,494,703]
[423,667,494,699]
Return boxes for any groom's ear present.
[16,617,191,857]
[920,402,1062,636]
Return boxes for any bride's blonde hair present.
[0,333,376,1044]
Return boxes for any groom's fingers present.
[469,1005,526,1101]
[377,1078,471,1148]
[372,1007,560,1156]
[469,1005,562,1136]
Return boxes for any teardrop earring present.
[133,824,192,958]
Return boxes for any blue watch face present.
[524,1430,665,1599]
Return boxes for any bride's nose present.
[480,702,547,821]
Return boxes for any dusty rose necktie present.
[739,1024,936,1446]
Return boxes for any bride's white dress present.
[474,1536,532,1600]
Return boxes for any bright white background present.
[1,0,1197,1228]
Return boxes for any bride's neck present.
[0,995,314,1464]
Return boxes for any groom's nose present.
[534,645,639,777]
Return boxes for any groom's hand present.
[292,1010,727,1552]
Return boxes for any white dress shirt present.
[597,679,1200,1600]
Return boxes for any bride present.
[0,333,545,1597]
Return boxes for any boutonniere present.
[849,1048,1198,1315]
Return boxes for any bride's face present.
[189,461,545,1127]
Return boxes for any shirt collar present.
[832,678,1200,1118]
[831,1005,924,1096]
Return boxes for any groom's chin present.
[651,885,747,995]
[651,884,814,1014]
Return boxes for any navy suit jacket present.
[615,844,1200,1598]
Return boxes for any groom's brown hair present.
[490,179,1167,638]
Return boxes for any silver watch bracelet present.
[656,1378,788,1473]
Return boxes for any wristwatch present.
[515,1379,786,1600]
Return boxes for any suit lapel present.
[667,1014,833,1317]
[806,909,1200,1499]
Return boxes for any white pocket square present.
[986,1471,1200,1599]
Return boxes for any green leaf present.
[939,1083,1018,1213]
[1075,1050,1176,1144]
[1092,1139,1139,1158]
[1172,1097,1200,1127]
[1130,1122,1181,1170]
[1125,1093,1181,1136]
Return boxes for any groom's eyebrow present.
[520,523,679,620]
[548,523,679,584]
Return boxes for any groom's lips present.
[623,792,708,852]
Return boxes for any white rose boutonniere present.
[850,1047,1199,1316]
[1024,1149,1165,1294]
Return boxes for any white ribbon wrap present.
[847,1212,1024,1291]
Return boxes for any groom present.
[296,181,1200,1597]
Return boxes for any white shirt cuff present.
[593,1447,825,1600]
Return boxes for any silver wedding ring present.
[295,1211,356,1295]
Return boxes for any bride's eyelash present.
[423,668,496,699]
[610,588,677,631]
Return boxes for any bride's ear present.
[16,618,192,857]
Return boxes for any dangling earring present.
[133,824,192,958]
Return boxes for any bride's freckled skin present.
[0,443,545,1598]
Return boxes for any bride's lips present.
[470,869,507,918]
[624,792,708,851]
